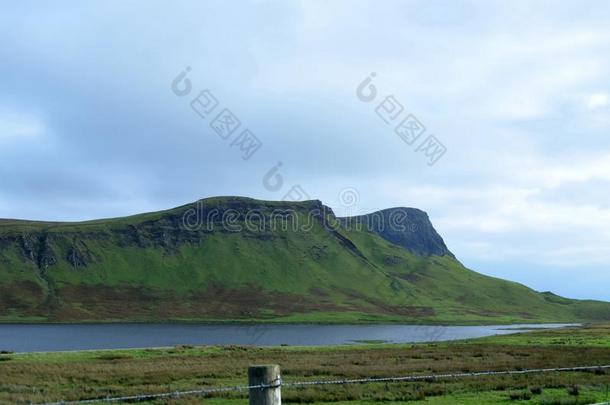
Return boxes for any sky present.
[1,0,609,300]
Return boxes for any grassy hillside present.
[0,197,608,323]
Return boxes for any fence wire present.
[37,364,610,405]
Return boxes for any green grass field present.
[1,324,609,404]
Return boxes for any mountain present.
[0,196,608,324]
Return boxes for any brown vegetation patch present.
[54,285,163,321]
[0,280,45,315]
[335,287,435,317]
[391,272,423,283]
[383,255,404,266]
[52,283,344,321]
[190,283,344,318]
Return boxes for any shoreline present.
[0,317,587,326]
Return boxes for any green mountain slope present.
[0,197,608,323]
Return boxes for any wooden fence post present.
[248,364,281,405]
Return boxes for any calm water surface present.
[0,323,575,353]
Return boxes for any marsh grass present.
[1,344,609,404]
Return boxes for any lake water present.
[0,323,575,353]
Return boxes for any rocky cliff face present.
[338,208,454,258]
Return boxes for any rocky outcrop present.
[14,233,58,270]
[338,208,454,258]
[67,241,93,268]
[36,235,57,270]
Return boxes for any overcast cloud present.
[1,0,609,300]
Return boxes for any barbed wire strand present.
[36,364,610,405]
[36,381,282,405]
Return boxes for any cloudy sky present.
[1,1,609,300]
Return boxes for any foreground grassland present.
[0,324,609,405]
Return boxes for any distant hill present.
[0,196,608,324]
